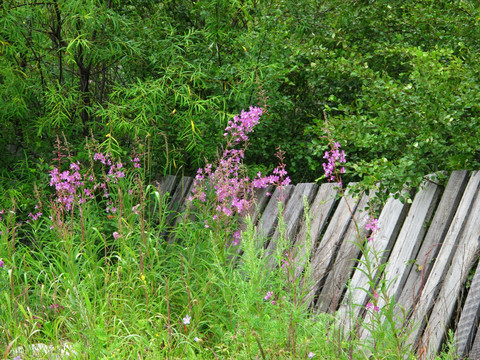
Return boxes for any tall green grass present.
[0,150,460,359]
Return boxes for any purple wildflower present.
[264,291,273,301]
[183,315,191,325]
[323,142,346,182]
[366,302,380,312]
[366,218,379,232]
[0,259,4,268]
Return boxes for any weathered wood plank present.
[249,186,275,225]
[397,171,469,320]
[153,175,179,196]
[456,259,480,358]
[406,171,480,354]
[256,185,295,246]
[168,176,194,213]
[468,302,480,360]
[358,181,441,340]
[316,192,371,314]
[337,195,409,332]
[265,183,318,266]
[292,183,338,279]
[420,172,480,357]
[381,181,441,302]
[305,188,359,308]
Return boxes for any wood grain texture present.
[456,259,480,358]
[256,185,295,247]
[337,195,409,332]
[407,171,480,355]
[421,175,480,357]
[305,189,359,308]
[265,183,318,267]
[359,181,441,340]
[153,175,178,196]
[292,183,338,279]
[315,192,371,314]
[397,171,469,321]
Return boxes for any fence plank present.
[406,171,480,357]
[305,189,359,308]
[292,183,338,279]
[316,192,371,314]
[358,181,441,340]
[256,185,295,246]
[468,298,480,360]
[265,183,318,266]
[456,259,480,358]
[153,175,179,196]
[397,171,469,321]
[420,171,480,357]
[337,195,409,333]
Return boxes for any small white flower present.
[183,314,191,325]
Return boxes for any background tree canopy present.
[1,0,479,201]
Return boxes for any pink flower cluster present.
[252,152,291,188]
[365,217,379,242]
[190,107,291,247]
[224,106,263,142]
[322,142,346,182]
[49,151,141,214]
[49,162,85,211]
[189,107,290,250]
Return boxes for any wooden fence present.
[154,170,480,359]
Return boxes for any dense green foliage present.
[1,1,478,357]
[2,0,479,198]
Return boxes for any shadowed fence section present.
[153,171,480,359]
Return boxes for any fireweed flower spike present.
[366,217,380,242]
[190,107,291,249]
[366,302,380,312]
[322,141,346,184]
